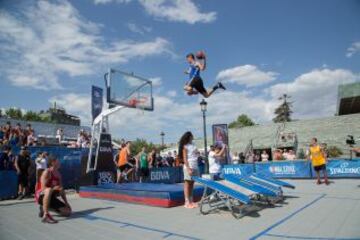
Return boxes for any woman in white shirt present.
[178,131,199,209]
[261,150,269,162]
[208,144,227,180]
[35,151,47,183]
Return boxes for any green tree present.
[23,111,41,121]
[115,138,159,156]
[0,109,2,118]
[273,94,293,123]
[5,107,23,120]
[327,146,343,158]
[229,114,255,129]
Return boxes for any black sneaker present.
[39,206,44,218]
[17,193,24,200]
[218,82,226,90]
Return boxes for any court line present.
[249,194,326,240]
[264,233,360,240]
[83,214,201,240]
[285,192,360,201]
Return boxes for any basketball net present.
[128,97,148,115]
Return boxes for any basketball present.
[196,50,206,59]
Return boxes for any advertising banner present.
[311,159,360,178]
[96,133,116,173]
[255,160,312,178]
[222,164,254,176]
[144,167,183,184]
[91,85,103,121]
[212,124,231,164]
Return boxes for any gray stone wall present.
[228,113,360,157]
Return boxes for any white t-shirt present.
[36,157,47,170]
[208,151,222,174]
[183,144,198,170]
[261,153,269,162]
[286,154,296,160]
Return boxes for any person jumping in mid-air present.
[184,51,226,98]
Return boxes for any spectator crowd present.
[0,121,36,148]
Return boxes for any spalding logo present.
[340,162,349,168]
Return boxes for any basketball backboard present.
[105,68,154,111]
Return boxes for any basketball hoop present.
[127,96,148,108]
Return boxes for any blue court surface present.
[0,179,359,240]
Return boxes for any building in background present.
[337,82,360,116]
[39,102,80,126]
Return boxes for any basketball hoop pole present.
[87,105,125,173]
[87,68,154,173]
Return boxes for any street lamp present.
[200,99,208,173]
[160,131,165,146]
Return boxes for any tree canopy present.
[273,94,293,123]
[229,114,255,129]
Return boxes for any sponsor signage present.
[312,160,360,178]
[222,164,254,176]
[97,171,115,185]
[256,161,312,178]
[91,85,103,121]
[96,133,116,173]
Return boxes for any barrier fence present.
[223,159,360,178]
[1,146,359,199]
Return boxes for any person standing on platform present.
[308,138,329,185]
[135,147,149,183]
[178,131,199,209]
[117,141,133,183]
[148,148,156,168]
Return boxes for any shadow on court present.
[58,206,115,221]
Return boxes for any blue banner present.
[0,171,18,199]
[255,161,312,178]
[29,146,85,189]
[222,164,254,176]
[91,85,103,121]
[311,159,360,178]
[146,167,183,184]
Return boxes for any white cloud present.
[346,41,360,58]
[166,90,177,97]
[0,1,173,90]
[269,68,360,119]
[94,0,216,24]
[49,93,92,125]
[105,90,274,142]
[216,65,278,87]
[149,77,162,87]
[51,68,359,143]
[126,22,152,35]
[94,0,132,4]
[139,0,216,24]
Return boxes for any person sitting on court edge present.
[36,155,72,223]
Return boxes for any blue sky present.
[0,0,359,143]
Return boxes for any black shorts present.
[139,168,149,177]
[314,164,326,172]
[118,163,133,172]
[189,76,207,95]
[38,192,66,212]
[18,173,28,187]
